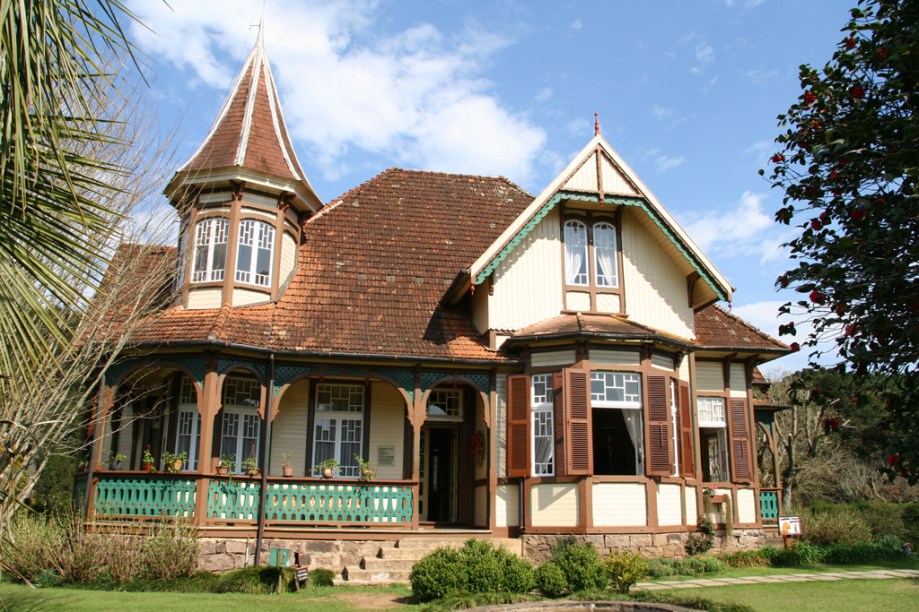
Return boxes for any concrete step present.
[362,557,417,571]
[341,567,412,584]
[395,537,464,550]
[378,547,428,560]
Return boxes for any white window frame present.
[697,396,729,482]
[593,222,619,288]
[530,374,555,476]
[218,376,262,473]
[590,371,644,475]
[697,396,727,427]
[235,219,275,287]
[312,383,365,478]
[564,219,589,286]
[192,217,229,283]
[670,380,680,477]
[426,388,462,421]
[175,407,201,472]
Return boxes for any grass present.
[647,556,919,582]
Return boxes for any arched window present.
[563,220,589,285]
[236,219,275,287]
[593,222,619,288]
[192,218,228,283]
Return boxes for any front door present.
[421,426,457,523]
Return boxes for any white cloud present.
[127,0,546,184]
[744,68,779,86]
[535,87,553,102]
[683,191,774,255]
[655,155,686,173]
[570,19,583,31]
[650,104,673,120]
[679,32,715,75]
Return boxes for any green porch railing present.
[207,480,414,524]
[94,476,197,518]
[760,488,780,522]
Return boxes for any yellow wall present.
[271,379,310,476]
[368,382,406,480]
[531,483,579,527]
[592,482,647,527]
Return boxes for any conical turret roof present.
[167,31,321,212]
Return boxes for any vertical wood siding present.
[730,363,748,398]
[280,233,297,286]
[490,209,564,330]
[496,484,519,527]
[368,382,405,480]
[657,483,683,526]
[271,379,310,475]
[620,213,694,338]
[592,482,647,526]
[601,156,640,195]
[531,483,579,527]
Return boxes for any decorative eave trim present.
[165,167,322,213]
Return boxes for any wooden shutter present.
[506,375,530,478]
[646,375,672,476]
[552,372,567,476]
[730,398,752,482]
[678,382,695,478]
[563,369,592,475]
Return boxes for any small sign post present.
[778,515,802,548]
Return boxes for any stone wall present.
[197,537,384,575]
[522,528,781,563]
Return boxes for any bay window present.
[236,219,275,287]
[590,371,643,475]
[192,217,229,283]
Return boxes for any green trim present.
[472,191,727,301]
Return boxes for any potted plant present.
[217,453,235,476]
[354,454,375,482]
[282,452,294,477]
[163,451,188,474]
[313,458,339,479]
[241,455,260,476]
[142,448,156,473]
[109,452,127,470]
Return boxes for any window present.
[591,372,643,475]
[593,222,619,287]
[697,397,729,482]
[312,383,365,478]
[192,218,228,283]
[176,221,188,288]
[174,378,200,471]
[563,220,589,285]
[236,219,275,287]
[531,374,554,476]
[427,388,462,420]
[218,376,262,472]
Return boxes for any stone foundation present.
[522,528,779,564]
[197,537,384,575]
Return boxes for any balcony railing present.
[759,487,782,524]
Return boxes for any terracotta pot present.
[217,465,229,476]
[322,467,334,479]
[282,465,294,477]
[173,459,184,472]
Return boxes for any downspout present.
[254,353,275,566]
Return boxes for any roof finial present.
[253,0,266,48]
[594,112,601,136]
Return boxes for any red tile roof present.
[694,304,789,353]
[131,169,533,361]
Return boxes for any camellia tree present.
[766,0,918,481]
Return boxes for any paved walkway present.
[633,569,919,591]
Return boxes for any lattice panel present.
[760,490,780,521]
[94,477,196,518]
[207,481,260,520]
[262,483,413,523]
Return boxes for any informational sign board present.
[378,446,396,466]
[779,515,802,536]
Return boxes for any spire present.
[167,33,321,212]
[594,112,601,136]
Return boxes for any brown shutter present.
[563,369,592,475]
[646,375,672,476]
[679,381,695,478]
[553,372,567,476]
[730,398,752,482]
[506,375,530,478]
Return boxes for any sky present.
[123,0,856,377]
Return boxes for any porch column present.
[194,361,220,526]
[410,369,423,530]
[86,383,115,519]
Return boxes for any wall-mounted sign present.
[378,446,395,466]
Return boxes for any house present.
[81,35,789,577]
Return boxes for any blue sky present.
[125,0,855,376]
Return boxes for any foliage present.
[140,520,200,581]
[798,505,873,545]
[647,556,726,578]
[420,591,535,611]
[28,451,77,514]
[629,590,756,612]
[601,550,648,594]
[163,451,188,474]
[549,538,608,592]
[534,560,567,598]
[409,539,535,602]
[354,454,375,482]
[309,568,336,587]
[0,512,61,582]
[716,550,772,569]
[686,516,716,555]
[765,0,919,480]
[215,566,295,594]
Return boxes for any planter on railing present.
[207,480,413,524]
[94,475,197,518]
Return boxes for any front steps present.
[337,537,522,585]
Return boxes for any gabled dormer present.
[166,31,322,310]
[462,121,734,346]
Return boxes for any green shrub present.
[717,550,770,568]
[460,539,504,594]
[601,550,648,594]
[800,507,872,546]
[501,554,536,594]
[550,539,607,592]
[410,547,465,601]
[852,501,907,541]
[630,590,756,612]
[686,516,715,556]
[55,513,110,584]
[215,566,294,594]
[761,543,827,566]
[309,568,335,587]
[410,540,535,601]
[823,537,907,564]
[1,512,62,582]
[140,520,200,581]
[682,556,726,575]
[534,561,567,598]
[901,503,919,546]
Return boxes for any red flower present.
[811,219,823,231]
[809,289,826,304]
[803,91,817,105]
[790,342,800,352]
[778,275,790,288]
[845,37,857,50]
[850,85,865,99]
[877,47,888,59]
[832,417,840,431]
[850,208,868,221]
[887,454,899,466]
[845,324,856,336]
[771,153,784,163]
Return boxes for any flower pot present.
[245,467,260,477]
[172,459,184,472]
[217,465,229,476]
[322,467,334,479]
[282,465,294,477]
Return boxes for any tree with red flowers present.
[766,0,918,482]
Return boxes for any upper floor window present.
[236,219,275,287]
[563,220,589,285]
[593,222,619,288]
[563,218,620,289]
[192,218,228,283]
